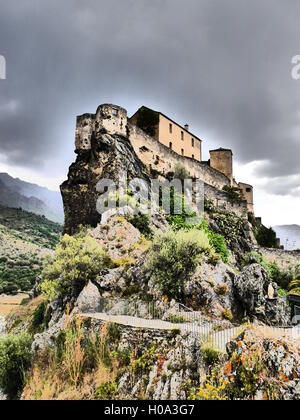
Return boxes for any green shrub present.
[200,221,229,263]
[254,225,278,248]
[96,381,117,400]
[167,314,185,324]
[222,308,233,321]
[132,346,157,374]
[31,301,51,333]
[0,333,32,398]
[128,214,153,238]
[107,323,121,343]
[222,185,244,201]
[146,229,213,299]
[201,342,220,365]
[39,232,111,301]
[173,164,190,181]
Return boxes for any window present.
[169,142,173,150]
[169,123,173,134]
[246,187,252,193]
[181,149,184,156]
[181,131,184,141]
[192,138,195,148]
[192,154,195,160]
[112,108,119,116]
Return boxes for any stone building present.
[209,148,233,184]
[238,183,254,214]
[74,103,254,218]
[130,106,202,162]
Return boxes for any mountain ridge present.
[0,173,63,223]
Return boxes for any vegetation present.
[201,342,221,365]
[173,164,190,181]
[249,216,278,248]
[145,229,214,299]
[0,205,61,249]
[222,185,244,201]
[39,233,111,301]
[127,214,153,239]
[0,332,32,399]
[0,206,61,295]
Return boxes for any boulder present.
[76,281,101,313]
[234,264,291,325]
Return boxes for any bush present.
[201,342,221,365]
[200,221,229,264]
[128,214,153,238]
[146,229,213,299]
[173,164,190,181]
[254,225,278,248]
[222,185,244,201]
[0,333,32,398]
[39,233,111,301]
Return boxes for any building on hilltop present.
[74,103,255,218]
[130,106,202,162]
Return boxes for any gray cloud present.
[0,0,300,192]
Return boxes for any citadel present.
[74,103,254,221]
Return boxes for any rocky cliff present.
[61,132,148,235]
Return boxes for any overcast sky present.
[1,0,300,226]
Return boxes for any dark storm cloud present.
[1,0,300,191]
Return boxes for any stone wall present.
[258,247,300,270]
[210,149,233,184]
[204,183,248,219]
[128,123,231,190]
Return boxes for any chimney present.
[184,124,189,132]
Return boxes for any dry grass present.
[23,356,113,400]
[2,296,43,329]
[239,324,300,352]
[0,293,32,316]
[23,318,118,400]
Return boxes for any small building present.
[129,106,202,162]
[238,182,254,214]
[209,148,233,184]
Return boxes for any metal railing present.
[82,297,300,352]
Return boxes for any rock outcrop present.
[61,132,148,235]
[234,264,291,325]
[226,327,300,400]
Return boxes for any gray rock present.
[76,281,101,313]
[234,264,291,325]
[0,316,6,337]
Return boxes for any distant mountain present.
[273,225,300,250]
[0,173,63,223]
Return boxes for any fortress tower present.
[209,148,233,184]
[239,182,254,214]
[75,104,127,151]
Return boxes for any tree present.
[40,233,111,301]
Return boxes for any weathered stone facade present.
[69,103,255,229]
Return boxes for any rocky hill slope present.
[0,206,61,294]
[0,173,63,223]
[0,131,299,401]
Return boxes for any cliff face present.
[60,132,147,235]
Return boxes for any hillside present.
[0,206,61,294]
[274,224,300,250]
[0,173,63,223]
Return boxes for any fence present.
[83,297,300,352]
